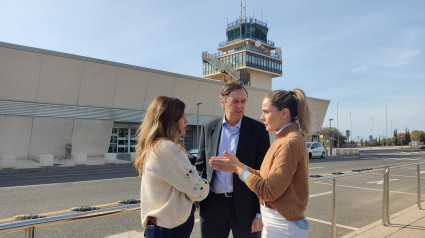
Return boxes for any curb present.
[0,161,134,174]
[341,202,425,238]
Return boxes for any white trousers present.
[260,205,308,238]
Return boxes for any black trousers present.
[200,191,260,238]
[144,214,194,238]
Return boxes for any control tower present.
[202,17,282,90]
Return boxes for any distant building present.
[202,18,282,90]
[0,17,329,160]
[202,16,329,141]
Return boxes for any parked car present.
[307,142,325,159]
[187,148,199,165]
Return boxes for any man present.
[195,83,270,238]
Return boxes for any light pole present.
[371,117,374,144]
[337,103,339,148]
[349,112,352,145]
[196,102,202,148]
[385,105,388,146]
[390,119,393,145]
[329,118,334,156]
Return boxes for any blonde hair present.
[265,88,312,134]
[134,96,185,175]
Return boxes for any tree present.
[405,128,411,144]
[393,129,398,145]
[411,130,425,141]
[318,127,346,147]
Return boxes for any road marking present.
[316,182,419,196]
[307,217,358,230]
[105,231,143,237]
[309,167,324,169]
[0,177,139,190]
[367,179,399,185]
[309,191,332,198]
[391,173,425,178]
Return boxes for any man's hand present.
[251,217,263,233]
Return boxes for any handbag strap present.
[148,216,157,226]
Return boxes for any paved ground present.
[1,146,424,237]
[342,201,425,238]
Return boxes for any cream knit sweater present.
[140,140,209,228]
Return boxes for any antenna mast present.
[244,0,246,20]
[240,0,242,21]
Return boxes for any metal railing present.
[309,160,424,238]
[0,204,140,238]
[1,160,423,238]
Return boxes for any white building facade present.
[0,41,329,160]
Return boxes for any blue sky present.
[0,0,424,140]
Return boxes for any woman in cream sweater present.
[134,96,209,238]
[210,89,312,238]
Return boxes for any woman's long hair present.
[134,96,185,174]
[266,88,312,134]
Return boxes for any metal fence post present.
[382,168,389,225]
[332,178,337,238]
[25,226,35,238]
[386,167,390,224]
[418,164,422,209]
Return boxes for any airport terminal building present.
[0,17,329,160]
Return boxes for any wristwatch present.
[239,164,249,181]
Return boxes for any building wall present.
[0,42,329,159]
[248,71,272,90]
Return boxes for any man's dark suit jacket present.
[195,115,270,228]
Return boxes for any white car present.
[307,142,325,159]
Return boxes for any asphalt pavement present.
[1,147,424,238]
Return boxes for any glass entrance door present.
[109,124,138,154]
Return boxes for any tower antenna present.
[240,0,242,22]
[244,0,246,20]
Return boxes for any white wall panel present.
[70,119,113,156]
[144,73,176,108]
[78,62,119,107]
[173,78,199,115]
[196,83,222,117]
[28,117,73,159]
[0,47,41,101]
[113,68,149,110]
[245,89,267,120]
[37,55,83,105]
[307,98,330,133]
[0,116,33,159]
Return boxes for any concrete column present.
[130,152,137,162]
[74,154,87,165]
[1,155,16,169]
[39,155,54,167]
[105,153,117,164]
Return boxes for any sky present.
[0,0,424,141]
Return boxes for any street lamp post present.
[390,119,393,145]
[196,102,202,148]
[385,105,388,146]
[337,103,339,148]
[329,118,334,156]
[371,117,374,146]
[349,112,352,146]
